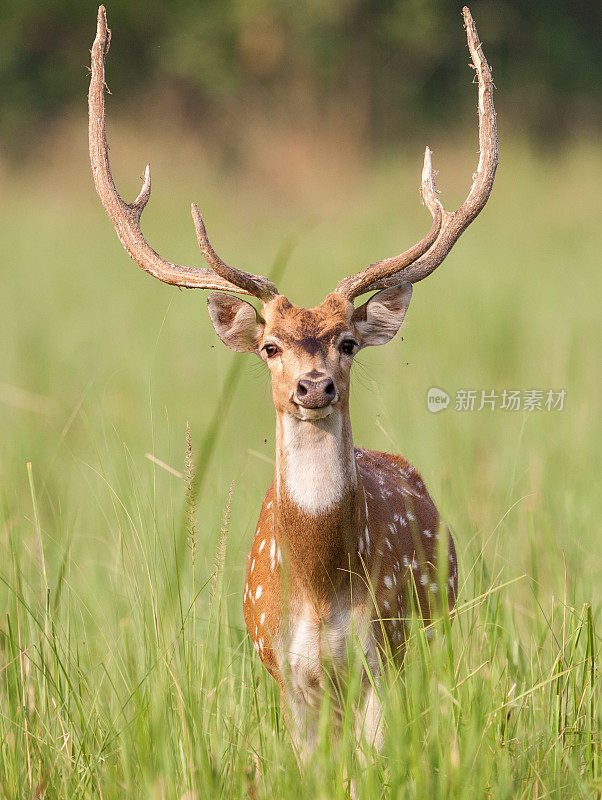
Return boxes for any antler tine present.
[335,148,443,299]
[190,205,279,300]
[89,6,279,301]
[336,6,497,300]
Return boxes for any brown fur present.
[243,447,458,684]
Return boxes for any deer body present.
[89,3,496,759]
[244,447,458,680]
[239,294,458,750]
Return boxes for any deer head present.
[208,287,414,421]
[88,6,497,425]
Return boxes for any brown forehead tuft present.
[262,292,353,345]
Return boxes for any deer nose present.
[295,374,337,409]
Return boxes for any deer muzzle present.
[294,374,337,410]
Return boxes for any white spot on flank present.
[403,555,410,567]
[260,612,266,624]
[255,585,263,599]
[383,600,391,610]
[424,529,432,538]
[430,583,439,593]
[384,576,393,589]
[266,500,273,510]
[258,540,266,553]
[420,574,429,586]
[250,559,255,574]
[407,512,415,522]
[385,538,392,550]
[269,538,276,560]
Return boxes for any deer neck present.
[273,406,365,595]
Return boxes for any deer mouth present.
[292,404,335,421]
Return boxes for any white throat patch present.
[278,411,355,515]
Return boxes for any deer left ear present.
[352,283,413,347]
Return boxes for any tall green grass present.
[0,129,600,798]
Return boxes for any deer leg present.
[354,675,384,757]
[282,676,325,762]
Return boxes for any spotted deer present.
[89,6,497,756]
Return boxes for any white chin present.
[294,405,334,421]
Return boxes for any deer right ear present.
[207,293,265,353]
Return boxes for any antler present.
[335,6,498,301]
[88,6,279,302]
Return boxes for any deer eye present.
[340,339,358,356]
[263,343,280,358]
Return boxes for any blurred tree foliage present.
[0,0,599,154]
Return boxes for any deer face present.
[207,284,412,421]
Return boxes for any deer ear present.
[352,283,413,347]
[207,293,265,353]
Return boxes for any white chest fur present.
[278,412,355,515]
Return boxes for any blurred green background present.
[0,1,600,798]
[1,0,601,153]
